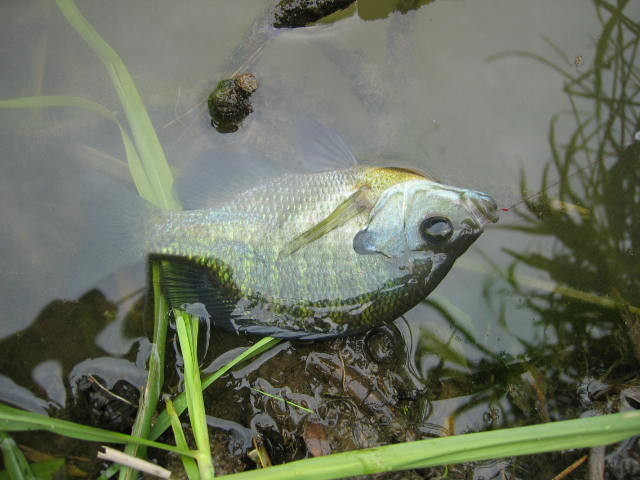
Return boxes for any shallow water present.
[1,0,639,477]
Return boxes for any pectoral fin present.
[280,186,372,257]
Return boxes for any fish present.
[79,120,498,339]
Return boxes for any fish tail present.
[69,174,157,297]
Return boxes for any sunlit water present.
[1,0,638,477]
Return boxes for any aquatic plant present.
[491,0,640,378]
[421,0,640,474]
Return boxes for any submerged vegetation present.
[0,0,639,479]
[432,0,640,475]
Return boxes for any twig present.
[98,446,171,479]
[550,454,588,480]
[88,376,136,408]
[588,446,606,480]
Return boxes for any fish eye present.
[419,216,453,245]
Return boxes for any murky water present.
[1,0,639,477]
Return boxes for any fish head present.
[353,179,498,272]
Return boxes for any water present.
[1,0,639,477]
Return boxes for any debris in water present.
[208,73,258,133]
[302,421,331,457]
[273,0,355,28]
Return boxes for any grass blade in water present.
[117,262,171,480]
[217,411,640,480]
[54,0,179,210]
[166,399,200,480]
[0,403,193,457]
[175,312,214,479]
[0,431,36,480]
[0,95,156,203]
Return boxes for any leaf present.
[217,411,640,480]
[0,432,36,480]
[165,400,200,480]
[54,0,180,210]
[0,95,157,205]
[0,403,193,458]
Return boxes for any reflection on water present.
[0,0,639,477]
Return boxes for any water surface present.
[1,0,638,477]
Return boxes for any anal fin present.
[156,258,239,329]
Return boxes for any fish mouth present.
[464,191,499,227]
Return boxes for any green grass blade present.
[487,51,578,82]
[0,95,156,204]
[0,94,112,114]
[202,336,282,391]
[120,129,156,206]
[218,411,640,480]
[0,459,66,480]
[249,388,313,414]
[42,9,181,472]
[6,4,187,478]
[0,403,193,458]
[118,261,173,480]
[149,337,281,441]
[166,399,200,480]
[97,464,120,480]
[0,432,36,480]
[175,312,214,479]
[54,0,179,210]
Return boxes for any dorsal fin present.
[360,150,440,183]
[175,117,359,210]
[293,116,359,172]
[385,166,431,178]
[174,151,290,210]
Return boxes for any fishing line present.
[497,140,637,213]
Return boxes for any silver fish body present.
[143,165,497,338]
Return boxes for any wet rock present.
[273,0,355,28]
[365,326,403,365]
[606,437,640,479]
[620,386,640,410]
[235,72,259,94]
[71,375,139,433]
[208,73,258,133]
[306,352,399,424]
[302,420,331,457]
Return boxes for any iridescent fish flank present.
[82,122,498,339]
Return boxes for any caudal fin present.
[69,174,157,298]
